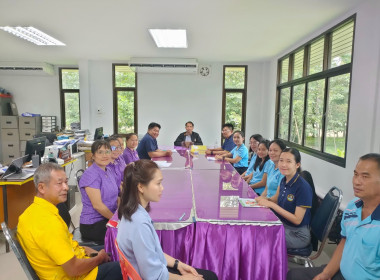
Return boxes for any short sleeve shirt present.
[249,160,274,195]
[222,135,236,152]
[117,205,168,280]
[122,147,139,165]
[340,199,380,280]
[230,144,249,168]
[266,166,284,198]
[79,162,119,224]
[277,173,312,227]
[136,133,158,160]
[107,156,126,188]
[245,154,257,176]
[17,197,98,280]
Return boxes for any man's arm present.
[148,150,172,158]
[61,249,110,277]
[313,239,345,280]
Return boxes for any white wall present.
[0,73,61,124]
[259,0,380,208]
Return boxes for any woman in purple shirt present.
[122,133,139,165]
[107,136,126,189]
[79,140,119,244]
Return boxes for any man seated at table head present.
[136,122,172,160]
[206,123,236,155]
[287,153,380,280]
[17,162,122,280]
[174,121,203,147]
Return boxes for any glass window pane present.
[330,21,354,68]
[115,66,136,87]
[305,79,325,150]
[309,37,324,75]
[64,92,80,130]
[62,69,79,89]
[278,88,290,140]
[225,92,243,130]
[324,74,350,158]
[117,91,135,134]
[224,67,246,89]
[293,50,304,80]
[281,58,289,83]
[290,84,305,144]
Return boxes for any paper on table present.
[238,198,266,208]
[155,161,172,168]
[207,157,216,161]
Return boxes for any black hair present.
[118,160,160,221]
[222,123,234,131]
[233,130,245,138]
[91,140,111,154]
[125,133,137,141]
[359,153,380,171]
[106,135,120,143]
[248,134,264,153]
[281,147,302,173]
[148,122,161,130]
[269,139,286,151]
[185,121,194,126]
[253,140,270,171]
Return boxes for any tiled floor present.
[0,192,337,280]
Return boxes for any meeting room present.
[0,1,380,280]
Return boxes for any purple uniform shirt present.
[79,162,119,224]
[122,147,139,165]
[107,156,126,188]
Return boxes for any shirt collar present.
[354,199,380,221]
[33,196,59,215]
[285,173,300,187]
[93,162,108,173]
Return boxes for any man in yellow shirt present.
[17,163,122,280]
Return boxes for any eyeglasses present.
[96,150,111,155]
[110,146,123,151]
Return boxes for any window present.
[113,65,137,135]
[222,66,247,134]
[275,16,355,167]
[59,68,80,130]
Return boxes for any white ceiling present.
[0,0,364,65]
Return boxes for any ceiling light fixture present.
[149,29,187,48]
[0,26,65,46]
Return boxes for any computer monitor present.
[94,127,103,140]
[25,136,47,162]
[0,155,28,178]
[34,133,57,146]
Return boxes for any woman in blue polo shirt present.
[256,148,313,249]
[248,140,274,195]
[242,134,264,182]
[260,139,286,199]
[215,131,248,174]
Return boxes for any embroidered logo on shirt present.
[287,194,294,202]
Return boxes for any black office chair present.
[287,186,343,267]
[1,222,40,280]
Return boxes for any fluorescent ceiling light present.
[149,29,187,48]
[0,26,65,46]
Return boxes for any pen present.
[179,212,186,221]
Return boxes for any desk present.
[105,148,287,280]
[0,159,76,252]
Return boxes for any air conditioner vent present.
[129,58,198,74]
[0,62,54,76]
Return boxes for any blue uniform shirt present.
[222,135,236,152]
[266,166,284,198]
[340,199,380,280]
[277,173,312,227]
[249,159,274,195]
[136,133,158,160]
[230,144,248,168]
[245,154,257,176]
[117,205,169,280]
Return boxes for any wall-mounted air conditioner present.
[0,62,55,76]
[129,57,198,74]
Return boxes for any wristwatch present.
[173,259,179,270]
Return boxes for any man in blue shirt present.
[136,122,172,160]
[287,153,380,280]
[206,123,236,155]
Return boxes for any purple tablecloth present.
[105,147,287,280]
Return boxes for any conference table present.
[105,147,287,280]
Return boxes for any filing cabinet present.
[42,116,57,132]
[0,116,20,164]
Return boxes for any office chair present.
[115,239,142,280]
[1,222,40,280]
[287,186,343,267]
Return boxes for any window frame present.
[112,64,138,136]
[59,67,80,130]
[275,15,356,167]
[222,65,248,139]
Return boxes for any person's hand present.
[215,155,223,160]
[256,197,272,208]
[178,262,199,276]
[84,246,98,257]
[180,275,204,280]
[205,150,211,155]
[313,272,332,280]
[166,150,173,156]
[96,249,111,264]
[255,196,266,203]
